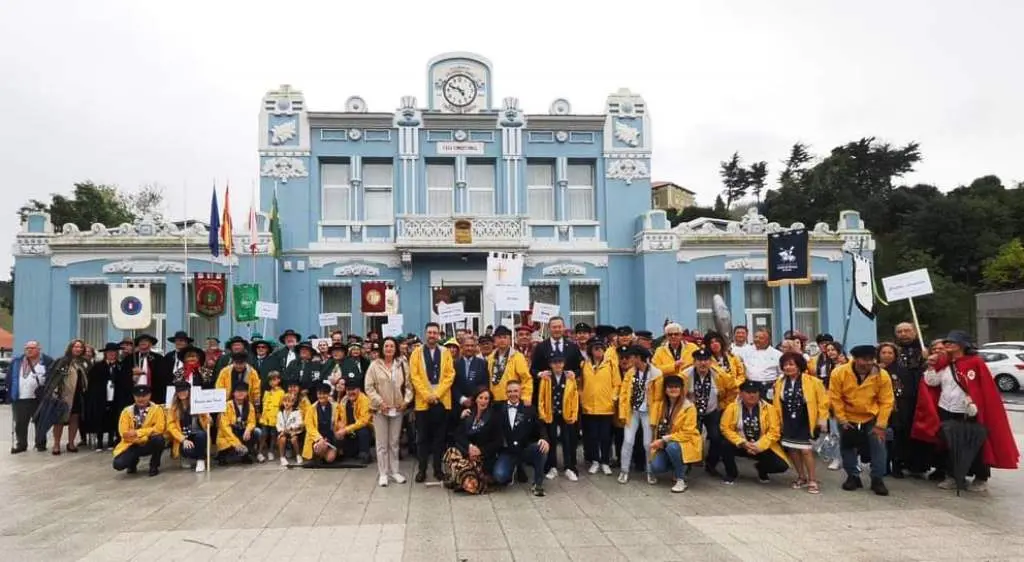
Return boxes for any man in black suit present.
[453,335,489,412]
[492,380,551,496]
[529,316,583,404]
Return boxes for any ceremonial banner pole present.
[206,418,212,475]
[183,180,190,328]
[273,180,280,338]
[840,238,865,348]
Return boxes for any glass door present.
[433,285,484,337]
[746,311,773,337]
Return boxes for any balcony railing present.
[395,215,529,249]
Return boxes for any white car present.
[978,349,1024,393]
[981,341,1024,351]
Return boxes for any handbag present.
[813,432,840,461]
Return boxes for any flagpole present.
[183,180,190,330]
[273,180,280,305]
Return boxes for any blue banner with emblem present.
[766,229,811,287]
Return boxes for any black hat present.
[635,330,653,340]
[739,380,761,393]
[849,345,877,359]
[133,333,158,346]
[132,384,152,396]
[225,336,249,349]
[586,337,606,350]
[692,348,712,361]
[232,381,250,392]
[478,335,493,344]
[815,333,835,344]
[307,334,319,341]
[296,341,315,353]
[181,345,206,365]
[493,325,513,337]
[173,380,192,392]
[623,345,649,359]
[316,382,333,394]
[330,343,346,352]
[101,342,121,354]
[663,375,684,389]
[167,330,194,344]
[278,329,301,344]
[617,326,634,336]
[285,378,301,388]
[595,325,617,339]
[549,351,566,363]
[942,330,973,350]
[120,337,134,346]
[231,351,249,362]
[574,322,593,334]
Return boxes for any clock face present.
[442,74,478,108]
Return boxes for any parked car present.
[978,349,1024,393]
[0,357,10,403]
[981,341,1024,351]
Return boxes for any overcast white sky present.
[2,0,1022,279]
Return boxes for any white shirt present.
[926,367,968,414]
[743,346,783,383]
[550,338,565,354]
[732,343,753,364]
[18,358,46,400]
[506,402,520,427]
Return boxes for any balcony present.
[395,215,530,250]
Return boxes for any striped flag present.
[208,185,220,257]
[220,183,234,256]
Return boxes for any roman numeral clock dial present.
[442,74,478,108]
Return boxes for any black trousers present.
[545,415,578,471]
[937,408,991,481]
[698,410,724,470]
[582,414,613,465]
[416,405,448,476]
[721,443,789,480]
[341,427,372,458]
[94,406,119,448]
[113,435,165,471]
[13,399,43,450]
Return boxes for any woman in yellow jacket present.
[217,382,260,464]
[113,384,167,476]
[719,380,790,484]
[648,375,702,493]
[704,331,746,385]
[166,382,212,473]
[773,352,829,494]
[616,346,663,484]
[580,338,620,473]
[537,352,581,479]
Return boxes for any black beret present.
[586,337,606,350]
[132,384,152,396]
[549,351,566,363]
[623,345,649,359]
[574,322,593,333]
[849,345,877,359]
[173,380,192,392]
[815,333,835,344]
[595,325,617,339]
[739,381,762,393]
[616,345,630,356]
[478,335,493,344]
[692,348,712,361]
[316,382,333,394]
[635,330,653,340]
[493,325,513,337]
[232,382,249,392]
[617,326,634,336]
[663,375,685,389]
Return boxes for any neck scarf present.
[693,369,713,416]
[716,354,731,373]
[133,404,150,429]
[492,350,509,386]
[631,365,649,410]
[741,403,761,442]
[423,346,441,385]
[781,376,805,420]
[669,344,682,361]
[234,402,248,429]
[658,398,681,436]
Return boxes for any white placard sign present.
[190,388,227,415]
[256,301,279,319]
[382,314,404,337]
[486,253,524,288]
[882,269,934,302]
[494,286,529,311]
[531,302,560,324]
[437,301,466,325]
[437,141,485,155]
[318,312,338,327]
[164,386,176,408]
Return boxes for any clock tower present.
[426,52,492,113]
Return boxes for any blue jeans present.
[493,444,546,486]
[649,441,686,480]
[840,420,887,479]
[181,430,208,460]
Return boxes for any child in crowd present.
[276,392,304,466]
[259,372,285,462]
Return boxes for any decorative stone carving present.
[264,84,305,116]
[103,260,186,274]
[498,97,525,128]
[453,130,468,141]
[308,256,402,270]
[635,232,679,253]
[674,207,851,241]
[549,98,571,115]
[347,129,362,141]
[555,131,568,143]
[724,258,767,271]
[605,158,650,185]
[260,157,309,182]
[614,121,641,147]
[345,96,367,113]
[542,263,586,276]
[334,264,380,277]
[524,255,608,268]
[396,216,528,247]
[394,96,422,128]
[13,237,51,256]
[270,120,297,145]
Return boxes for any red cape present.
[911,354,1019,470]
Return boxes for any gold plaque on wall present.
[454,219,472,244]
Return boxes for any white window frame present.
[466,161,495,216]
[526,161,555,221]
[363,160,394,224]
[321,162,352,223]
[695,282,729,333]
[76,285,109,351]
[426,162,455,216]
[793,283,821,336]
[566,161,596,222]
[569,285,598,327]
[320,286,353,337]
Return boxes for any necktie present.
[556,340,561,353]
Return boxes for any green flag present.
[234,283,259,322]
[269,192,282,259]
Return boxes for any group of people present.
[8,317,1018,498]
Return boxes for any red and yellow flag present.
[220,183,234,256]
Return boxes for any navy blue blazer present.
[453,355,489,407]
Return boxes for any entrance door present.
[746,310,773,337]
[430,270,494,336]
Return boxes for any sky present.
[2,0,1022,278]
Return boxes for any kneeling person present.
[167,381,211,473]
[303,383,340,464]
[649,375,702,493]
[217,382,261,464]
[493,380,550,496]
[113,384,167,477]
[719,381,790,484]
[337,382,373,464]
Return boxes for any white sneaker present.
[545,468,558,480]
[588,461,600,474]
[646,473,658,485]
[195,460,206,473]
[267,452,275,461]
[827,458,842,471]
[564,469,579,482]
[617,472,629,484]
[390,473,407,484]
[601,464,613,475]
[671,479,688,493]
[279,457,289,467]
[967,479,988,493]
[257,453,266,463]
[937,477,958,490]
[378,475,389,487]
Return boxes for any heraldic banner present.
[110,283,152,330]
[362,281,387,314]
[194,273,226,318]
[234,283,259,322]
[766,228,810,286]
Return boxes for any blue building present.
[11,52,877,352]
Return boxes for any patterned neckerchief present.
[782,376,805,420]
[693,369,713,416]
[715,354,731,373]
[631,365,649,410]
[133,405,150,429]
[492,350,510,386]
[742,403,761,442]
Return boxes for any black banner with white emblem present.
[766,229,810,286]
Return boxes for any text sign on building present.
[882,268,934,302]
[437,141,485,155]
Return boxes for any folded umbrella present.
[940,418,988,496]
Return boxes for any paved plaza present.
[1,405,1022,561]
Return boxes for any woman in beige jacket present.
[365,337,414,486]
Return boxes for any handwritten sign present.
[882,269,934,302]
[531,302,560,324]
[190,388,227,415]
[318,312,338,327]
[256,301,279,320]
[494,286,529,311]
[437,301,466,325]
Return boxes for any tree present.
[713,194,727,213]
[719,152,749,210]
[747,160,768,204]
[982,238,1024,290]
[120,183,166,218]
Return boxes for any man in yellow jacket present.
[652,322,700,377]
[829,344,894,496]
[113,384,167,477]
[337,383,373,464]
[409,321,456,483]
[719,380,790,484]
